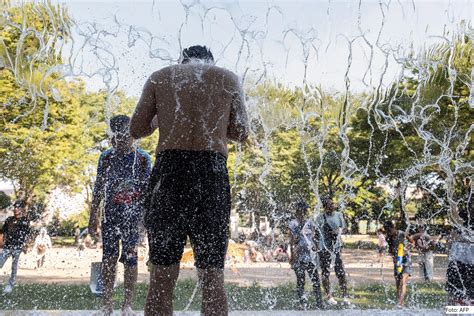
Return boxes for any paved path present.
[0,247,448,286]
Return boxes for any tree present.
[0,191,11,209]
[349,28,472,226]
[0,2,157,208]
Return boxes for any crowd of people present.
[0,45,472,315]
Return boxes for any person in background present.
[84,233,94,248]
[0,200,31,293]
[383,221,414,308]
[445,208,473,306]
[411,225,435,282]
[376,228,388,264]
[316,196,350,306]
[289,201,323,309]
[74,225,81,246]
[89,115,152,316]
[273,244,289,262]
[32,227,52,269]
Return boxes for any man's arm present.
[88,154,106,237]
[339,212,348,234]
[227,76,249,142]
[130,76,158,139]
[2,218,9,238]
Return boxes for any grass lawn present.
[0,280,446,310]
[50,236,76,247]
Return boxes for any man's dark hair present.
[321,195,332,208]
[13,199,26,209]
[110,115,130,134]
[295,201,308,211]
[383,221,395,232]
[181,45,214,64]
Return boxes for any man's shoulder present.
[100,148,114,160]
[329,211,343,220]
[288,219,299,230]
[207,64,238,77]
[154,64,239,81]
[149,67,172,79]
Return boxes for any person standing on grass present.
[32,227,52,269]
[130,45,249,316]
[376,228,388,264]
[316,196,350,306]
[74,225,81,246]
[411,225,435,282]
[288,201,324,310]
[445,208,473,306]
[383,220,414,308]
[0,200,31,294]
[89,115,152,316]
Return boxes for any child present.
[383,221,414,308]
[32,227,52,269]
[376,228,388,264]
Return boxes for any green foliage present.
[0,1,470,231]
[46,209,89,236]
[0,1,156,208]
[0,190,11,209]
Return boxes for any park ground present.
[0,243,449,312]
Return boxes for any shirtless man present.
[130,45,249,316]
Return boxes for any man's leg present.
[100,227,120,314]
[188,152,231,315]
[198,268,228,316]
[307,262,323,308]
[394,273,401,303]
[293,265,306,305]
[425,252,434,282]
[334,250,348,298]
[0,248,11,269]
[145,263,180,316]
[8,250,21,287]
[123,263,138,311]
[120,224,141,311]
[102,256,118,313]
[319,250,332,297]
[397,273,409,306]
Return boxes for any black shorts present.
[145,150,231,269]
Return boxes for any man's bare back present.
[130,63,248,156]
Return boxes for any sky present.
[1,0,472,192]
[50,0,472,97]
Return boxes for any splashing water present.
[0,0,472,312]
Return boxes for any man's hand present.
[88,203,99,239]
